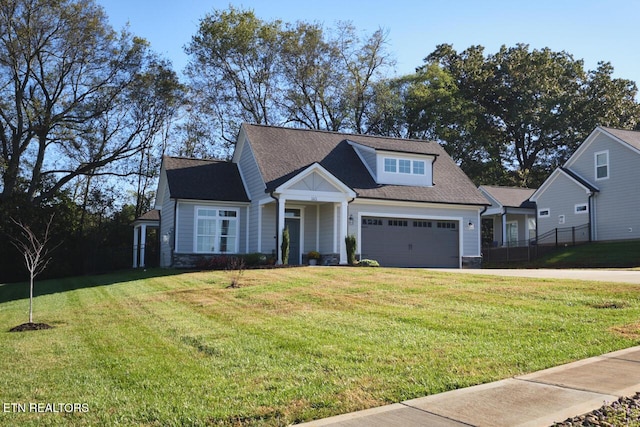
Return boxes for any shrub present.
[243,253,267,267]
[307,251,320,260]
[195,254,269,270]
[358,259,380,267]
[345,235,357,265]
[281,227,290,265]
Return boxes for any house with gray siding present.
[530,126,640,244]
[147,123,490,268]
[479,185,536,247]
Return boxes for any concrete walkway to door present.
[431,268,640,284]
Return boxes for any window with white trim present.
[413,160,425,175]
[538,208,550,218]
[558,215,565,225]
[195,207,239,253]
[383,157,427,175]
[398,159,411,174]
[506,221,518,245]
[595,150,609,180]
[575,203,588,214]
[384,158,397,173]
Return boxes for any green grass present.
[1,267,640,426]
[535,240,640,268]
[485,240,640,269]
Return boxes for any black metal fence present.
[483,224,591,264]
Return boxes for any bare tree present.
[10,215,59,324]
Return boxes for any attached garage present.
[360,216,460,267]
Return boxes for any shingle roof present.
[243,123,489,206]
[601,127,640,151]
[163,156,249,202]
[136,209,160,222]
[560,167,599,193]
[480,185,536,209]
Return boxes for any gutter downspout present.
[588,192,595,242]
[501,208,507,247]
[431,156,437,186]
[270,191,279,262]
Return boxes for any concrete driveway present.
[432,268,640,284]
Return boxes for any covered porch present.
[132,209,160,268]
[261,163,356,265]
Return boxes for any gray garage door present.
[361,217,459,267]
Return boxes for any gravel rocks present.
[552,392,640,426]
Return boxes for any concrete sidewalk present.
[431,268,640,284]
[297,346,640,427]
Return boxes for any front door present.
[285,218,301,265]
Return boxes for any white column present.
[501,212,507,247]
[277,197,286,264]
[140,224,147,268]
[132,225,139,268]
[339,200,348,264]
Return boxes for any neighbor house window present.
[195,207,239,253]
[575,203,588,214]
[506,221,518,245]
[595,150,609,180]
[538,208,550,218]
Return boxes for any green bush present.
[281,227,290,265]
[345,234,357,265]
[243,253,267,267]
[358,259,380,267]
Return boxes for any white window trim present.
[193,206,240,254]
[538,208,550,218]
[594,150,609,181]
[574,203,588,214]
[558,214,565,225]
[383,156,426,175]
[384,157,397,173]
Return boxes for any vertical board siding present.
[319,203,335,253]
[303,205,318,253]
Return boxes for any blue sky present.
[99,0,639,85]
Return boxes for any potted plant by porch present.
[307,251,321,266]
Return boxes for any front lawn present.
[1,267,639,426]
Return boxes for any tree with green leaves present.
[0,0,183,204]
[400,44,640,187]
[184,7,394,154]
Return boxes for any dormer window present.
[346,140,436,187]
[384,157,427,176]
[378,155,434,186]
[384,158,397,173]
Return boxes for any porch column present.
[277,196,286,264]
[339,200,348,264]
[132,225,139,268]
[139,224,147,268]
[501,211,507,247]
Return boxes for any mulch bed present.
[9,323,53,332]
